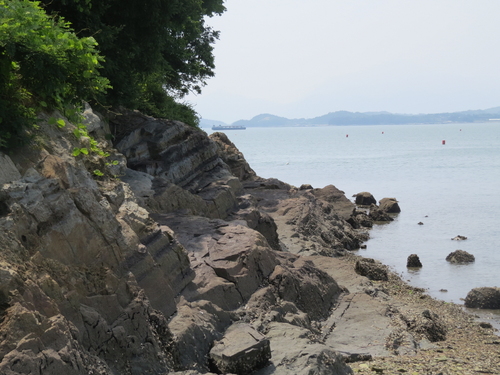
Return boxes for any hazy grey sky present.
[185,0,500,123]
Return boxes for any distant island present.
[201,107,500,128]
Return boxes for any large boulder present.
[379,198,401,213]
[446,250,475,264]
[354,192,376,206]
[368,204,393,222]
[407,254,423,268]
[354,259,389,281]
[210,323,271,374]
[464,287,500,309]
[312,185,356,220]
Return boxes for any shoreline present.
[0,110,498,374]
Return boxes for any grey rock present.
[0,152,21,185]
[254,322,353,375]
[407,254,423,268]
[402,309,447,342]
[210,132,257,182]
[210,323,271,375]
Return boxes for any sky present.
[185,0,500,124]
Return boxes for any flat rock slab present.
[324,292,392,357]
[210,323,271,374]
[254,322,353,375]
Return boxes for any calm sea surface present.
[207,123,500,322]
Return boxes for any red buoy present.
[442,140,446,145]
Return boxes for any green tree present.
[41,0,225,125]
[0,0,109,148]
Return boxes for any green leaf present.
[79,148,88,155]
[56,119,66,128]
[72,148,81,157]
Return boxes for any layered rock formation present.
[0,107,439,374]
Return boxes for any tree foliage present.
[0,0,225,149]
[41,0,225,125]
[0,0,109,148]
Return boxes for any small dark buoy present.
[442,140,446,145]
[382,131,384,134]
[418,222,424,225]
[346,134,348,138]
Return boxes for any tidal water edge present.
[208,122,500,315]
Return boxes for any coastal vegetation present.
[0,0,225,149]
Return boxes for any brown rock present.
[368,204,394,222]
[355,259,389,281]
[379,198,401,213]
[446,250,475,263]
[407,254,423,268]
[210,323,271,374]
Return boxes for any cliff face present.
[0,107,369,374]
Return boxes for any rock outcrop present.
[0,106,431,374]
[355,192,376,206]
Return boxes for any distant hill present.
[231,107,500,127]
[199,118,229,128]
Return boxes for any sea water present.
[207,123,500,319]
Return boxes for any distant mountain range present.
[201,107,500,128]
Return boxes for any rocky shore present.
[0,108,498,374]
